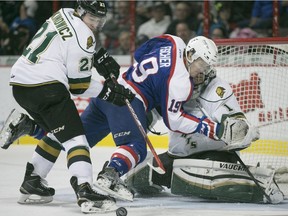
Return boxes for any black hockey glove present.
[93,48,120,80]
[98,80,135,106]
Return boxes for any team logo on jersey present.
[216,86,225,98]
[87,36,94,49]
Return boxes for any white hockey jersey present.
[10,8,102,97]
[168,76,244,157]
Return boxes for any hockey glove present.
[196,116,220,140]
[93,48,120,80]
[98,80,135,106]
[217,114,259,150]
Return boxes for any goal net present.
[214,37,288,195]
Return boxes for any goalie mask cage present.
[214,37,288,171]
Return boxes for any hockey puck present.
[116,207,127,216]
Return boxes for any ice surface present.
[1,145,288,216]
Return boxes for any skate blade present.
[93,182,133,202]
[0,109,21,149]
[81,200,117,214]
[18,194,53,204]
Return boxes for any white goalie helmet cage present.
[185,36,218,67]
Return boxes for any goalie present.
[125,68,284,204]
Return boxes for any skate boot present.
[70,176,117,213]
[18,162,55,204]
[0,109,34,149]
[94,162,133,201]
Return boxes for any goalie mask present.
[76,0,107,31]
[192,67,216,99]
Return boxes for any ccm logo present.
[97,52,109,64]
[113,131,131,138]
[51,125,65,134]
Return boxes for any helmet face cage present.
[192,67,217,99]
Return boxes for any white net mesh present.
[215,38,288,171]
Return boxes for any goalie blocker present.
[125,153,284,204]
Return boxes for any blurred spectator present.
[1,0,38,55]
[135,1,153,31]
[10,0,38,39]
[209,23,228,40]
[135,34,149,49]
[213,2,232,34]
[0,1,22,27]
[165,1,198,35]
[230,27,258,39]
[102,1,130,52]
[237,0,276,30]
[280,1,288,28]
[137,2,171,39]
[0,18,9,54]
[110,30,130,55]
[175,21,196,44]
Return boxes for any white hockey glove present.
[218,114,260,151]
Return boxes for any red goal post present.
[213,37,288,170]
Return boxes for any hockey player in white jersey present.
[5,0,134,213]
[125,66,284,204]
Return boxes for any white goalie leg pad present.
[124,151,163,194]
[274,166,288,199]
[171,159,283,203]
[220,117,260,151]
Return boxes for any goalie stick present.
[110,75,166,175]
[233,152,272,203]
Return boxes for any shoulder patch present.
[216,86,226,98]
[86,36,94,49]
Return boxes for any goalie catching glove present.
[94,48,120,80]
[217,114,260,151]
[98,80,135,106]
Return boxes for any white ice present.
[1,145,288,216]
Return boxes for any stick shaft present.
[111,76,166,174]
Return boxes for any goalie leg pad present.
[171,159,283,203]
[125,152,163,195]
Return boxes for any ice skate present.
[70,176,117,213]
[94,162,133,201]
[18,162,55,204]
[0,109,34,149]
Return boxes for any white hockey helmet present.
[185,36,218,66]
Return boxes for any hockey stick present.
[233,152,272,203]
[110,76,166,174]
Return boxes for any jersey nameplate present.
[51,11,73,41]
[159,46,171,68]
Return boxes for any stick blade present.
[147,162,166,174]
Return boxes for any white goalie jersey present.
[168,76,245,157]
